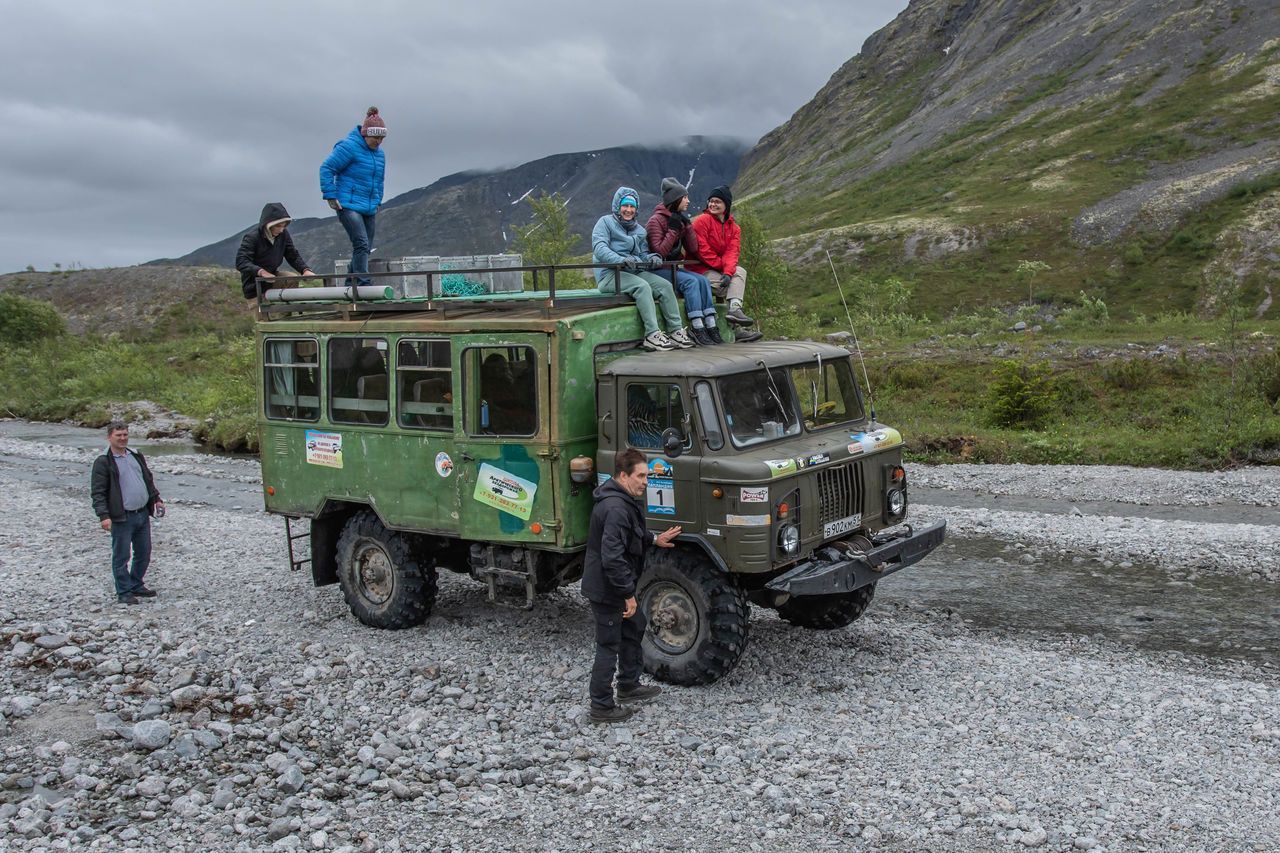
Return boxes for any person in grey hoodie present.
[592,186,693,351]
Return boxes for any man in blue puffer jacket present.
[320,107,387,286]
[593,186,692,352]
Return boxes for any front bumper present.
[765,519,946,598]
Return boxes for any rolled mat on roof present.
[263,285,394,302]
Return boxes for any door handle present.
[460,452,475,462]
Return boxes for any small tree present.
[513,192,583,289]
[736,212,811,338]
[0,294,64,344]
[1016,259,1050,307]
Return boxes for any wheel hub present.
[354,541,394,604]
[645,582,700,655]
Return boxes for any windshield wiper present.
[756,360,791,425]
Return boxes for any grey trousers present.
[705,264,747,305]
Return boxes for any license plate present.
[823,513,862,539]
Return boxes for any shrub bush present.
[1102,357,1155,390]
[0,294,64,344]
[987,360,1058,428]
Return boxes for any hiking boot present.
[704,324,726,345]
[617,683,663,703]
[734,328,764,343]
[133,586,157,598]
[668,328,696,349]
[726,306,755,326]
[588,704,636,723]
[117,594,139,606]
[688,326,715,347]
[641,331,676,352]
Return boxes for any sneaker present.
[133,586,157,598]
[117,594,139,606]
[668,328,696,349]
[726,306,756,326]
[705,325,726,345]
[688,326,715,347]
[616,683,663,703]
[588,704,636,723]
[734,328,764,343]
[641,331,676,352]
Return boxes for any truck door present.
[618,379,699,526]
[454,335,557,541]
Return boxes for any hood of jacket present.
[258,202,292,242]
[611,185,641,232]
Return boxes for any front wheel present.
[638,549,750,686]
[336,510,437,629]
[776,584,876,630]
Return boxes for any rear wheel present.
[639,549,749,686]
[776,584,876,629]
[336,510,437,629]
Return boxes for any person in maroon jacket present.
[689,185,761,341]
[644,178,723,346]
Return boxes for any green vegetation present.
[0,293,65,344]
[748,47,1280,321]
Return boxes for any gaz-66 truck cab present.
[255,267,945,685]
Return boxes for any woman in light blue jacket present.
[592,186,691,351]
[319,107,387,286]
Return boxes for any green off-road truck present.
[254,268,945,684]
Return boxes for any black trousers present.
[589,601,646,709]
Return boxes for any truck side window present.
[397,339,452,430]
[693,381,723,450]
[329,338,389,426]
[467,346,536,436]
[626,383,690,450]
[264,338,320,421]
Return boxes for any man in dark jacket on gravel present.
[582,449,681,722]
[90,422,164,605]
[236,202,315,299]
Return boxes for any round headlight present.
[886,487,905,516]
[778,524,800,555]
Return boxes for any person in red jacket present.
[689,185,761,341]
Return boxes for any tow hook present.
[830,538,886,572]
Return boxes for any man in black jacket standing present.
[582,448,681,722]
[236,202,315,300]
[90,422,164,605]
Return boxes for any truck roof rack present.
[254,262,636,321]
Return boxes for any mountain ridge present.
[154,137,747,275]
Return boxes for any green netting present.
[439,270,488,297]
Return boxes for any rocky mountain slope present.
[737,0,1280,318]
[157,138,745,275]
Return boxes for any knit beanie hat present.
[707,185,733,216]
[661,177,688,208]
[619,195,638,208]
[361,106,387,138]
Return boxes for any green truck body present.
[256,286,944,684]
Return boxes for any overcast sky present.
[0,0,907,273]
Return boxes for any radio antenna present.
[826,250,876,423]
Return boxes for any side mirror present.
[661,428,683,459]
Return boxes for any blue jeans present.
[337,208,377,285]
[658,268,715,319]
[111,508,152,596]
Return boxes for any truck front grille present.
[816,462,864,525]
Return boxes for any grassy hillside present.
[747,49,1280,324]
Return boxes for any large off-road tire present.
[638,548,750,686]
[776,584,876,630]
[336,510,437,629]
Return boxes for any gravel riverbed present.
[1,437,1277,851]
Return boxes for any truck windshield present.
[719,366,800,448]
[790,357,864,430]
